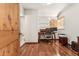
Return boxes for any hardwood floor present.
[20,40,78,56]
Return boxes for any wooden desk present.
[38,32,53,43]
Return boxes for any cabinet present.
[59,36,68,46]
[77,37,79,56]
[77,37,79,43]
[0,4,19,56]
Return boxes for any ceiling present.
[20,3,69,10]
[20,3,73,16]
[20,3,48,10]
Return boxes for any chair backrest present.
[45,28,52,35]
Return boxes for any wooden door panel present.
[0,48,4,56]
[0,31,19,49]
[0,4,19,56]
[4,40,19,56]
[3,4,12,30]
[0,40,19,56]
[8,4,19,31]
[0,4,19,31]
[0,4,6,30]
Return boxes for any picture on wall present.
[50,19,58,28]
[58,16,64,29]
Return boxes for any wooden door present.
[0,4,6,30]
[0,4,19,31]
[0,4,19,56]
[7,4,19,31]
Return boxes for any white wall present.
[24,15,38,42]
[37,16,50,31]
[38,4,67,17]
[59,4,79,43]
[20,4,25,16]
[20,5,26,46]
[24,9,38,42]
[20,6,39,45]
[20,16,26,46]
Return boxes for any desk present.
[38,31,57,42]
